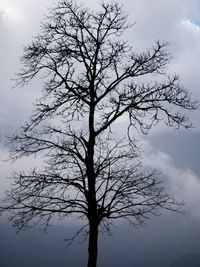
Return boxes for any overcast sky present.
[1,0,200,266]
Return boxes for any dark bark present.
[87,220,99,267]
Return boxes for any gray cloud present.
[0,0,200,138]
[148,131,200,174]
[0,1,200,266]
[142,136,200,222]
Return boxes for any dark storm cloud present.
[1,214,200,267]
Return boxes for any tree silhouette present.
[1,1,198,267]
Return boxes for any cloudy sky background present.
[1,0,200,266]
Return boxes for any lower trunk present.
[87,221,98,267]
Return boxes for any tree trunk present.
[87,221,98,267]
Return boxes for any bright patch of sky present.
[182,18,200,31]
[0,1,25,23]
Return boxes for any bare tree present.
[1,1,198,267]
